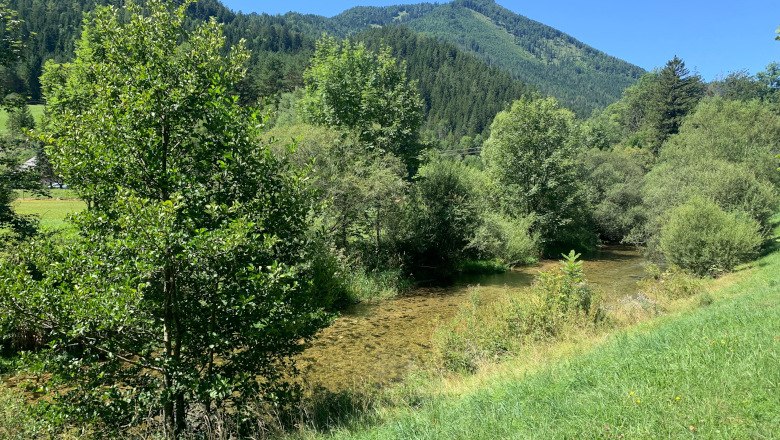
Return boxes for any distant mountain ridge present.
[4,0,642,134]
[329,0,645,115]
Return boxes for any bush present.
[660,197,762,276]
[508,251,602,340]
[638,266,705,300]
[579,147,650,243]
[433,291,515,373]
[467,213,539,266]
[433,252,602,373]
[401,158,483,279]
[643,160,779,238]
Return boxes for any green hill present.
[333,0,645,116]
[3,0,642,129]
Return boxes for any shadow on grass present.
[287,385,382,435]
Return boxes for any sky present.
[221,0,780,81]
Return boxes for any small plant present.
[433,291,515,373]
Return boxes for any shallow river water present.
[299,246,648,390]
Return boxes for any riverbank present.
[299,236,779,439]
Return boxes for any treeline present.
[582,57,780,274]
[2,0,537,144]
[404,0,645,115]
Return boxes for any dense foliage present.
[482,97,595,253]
[1,1,331,435]
[659,197,762,276]
[358,26,533,144]
[302,35,424,173]
[0,0,40,241]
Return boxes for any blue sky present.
[221,1,780,81]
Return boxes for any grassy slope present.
[0,105,45,136]
[325,250,780,438]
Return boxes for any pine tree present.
[649,56,705,153]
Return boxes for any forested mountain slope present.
[333,0,645,115]
[2,0,640,132]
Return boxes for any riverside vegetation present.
[1,0,779,438]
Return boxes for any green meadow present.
[0,105,45,135]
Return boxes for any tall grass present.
[320,247,780,439]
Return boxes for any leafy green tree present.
[481,97,595,253]
[1,1,329,435]
[708,70,766,101]
[401,157,483,279]
[302,35,424,173]
[264,123,408,271]
[580,146,651,243]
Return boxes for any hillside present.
[2,0,642,129]
[333,0,645,116]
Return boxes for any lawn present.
[321,246,780,439]
[0,105,45,135]
[11,195,85,230]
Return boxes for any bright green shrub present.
[660,197,762,276]
[467,212,539,266]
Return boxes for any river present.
[299,245,647,390]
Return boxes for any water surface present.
[299,246,647,390]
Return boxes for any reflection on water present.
[299,245,647,390]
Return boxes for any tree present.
[0,1,22,69]
[647,56,705,152]
[481,97,595,253]
[1,1,330,435]
[0,1,38,241]
[301,35,424,174]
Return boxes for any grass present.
[11,196,85,230]
[0,105,44,135]
[311,245,780,438]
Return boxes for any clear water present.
[298,245,647,390]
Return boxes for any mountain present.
[331,0,645,116]
[2,0,642,138]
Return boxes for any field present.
[314,239,780,439]
[0,105,45,135]
[11,190,84,230]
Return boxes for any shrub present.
[508,251,602,339]
[433,252,602,373]
[432,291,515,373]
[660,197,762,276]
[401,158,483,279]
[638,267,705,301]
[467,212,539,266]
[643,160,779,238]
[579,147,651,243]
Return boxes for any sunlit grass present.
[0,105,44,135]
[11,197,85,231]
